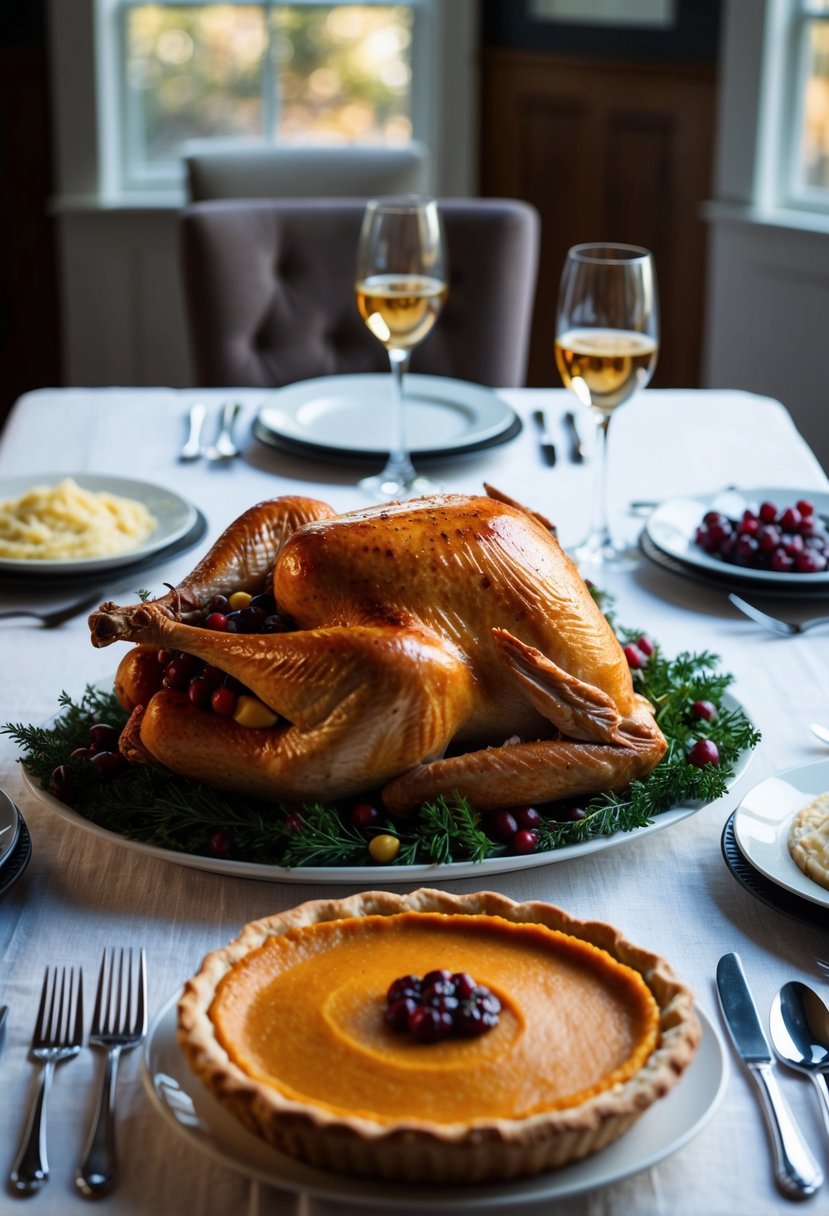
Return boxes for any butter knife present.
[563,410,587,463]
[716,953,823,1198]
[531,409,557,467]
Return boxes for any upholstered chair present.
[180,198,540,389]
[183,142,431,202]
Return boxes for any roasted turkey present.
[88,489,666,813]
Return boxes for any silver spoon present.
[179,402,206,461]
[811,723,829,746]
[770,981,829,1141]
[205,401,242,461]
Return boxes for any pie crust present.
[178,888,700,1184]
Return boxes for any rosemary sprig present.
[3,629,760,869]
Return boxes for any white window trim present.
[47,0,478,210]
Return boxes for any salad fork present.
[10,966,84,1194]
[76,947,147,1197]
[728,593,829,636]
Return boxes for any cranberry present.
[635,635,655,656]
[456,986,502,1037]
[387,975,422,1004]
[692,700,717,721]
[70,745,93,761]
[89,750,125,776]
[188,677,213,708]
[511,828,539,854]
[514,806,542,830]
[207,828,232,859]
[88,721,120,752]
[450,972,477,1000]
[688,739,720,767]
[283,810,304,834]
[771,549,794,572]
[49,764,74,800]
[385,996,417,1031]
[422,968,453,989]
[350,801,380,828]
[488,810,518,842]
[623,644,646,669]
[163,654,202,691]
[210,686,238,717]
[796,499,815,517]
[249,592,276,611]
[201,664,225,689]
[408,1005,452,1043]
[206,594,231,614]
[796,551,827,573]
[260,614,288,634]
[780,506,802,531]
[157,648,175,667]
[567,805,587,821]
[738,516,760,536]
[204,612,229,631]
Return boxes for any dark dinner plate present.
[0,811,32,897]
[721,811,827,929]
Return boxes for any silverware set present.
[717,952,829,1199]
[728,592,829,637]
[531,407,590,468]
[9,948,147,1198]
[180,400,242,462]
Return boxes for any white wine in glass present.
[555,244,659,568]
[355,196,447,499]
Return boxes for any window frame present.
[98,0,433,195]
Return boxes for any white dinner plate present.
[22,693,753,885]
[645,486,829,590]
[0,473,198,576]
[142,989,727,1210]
[0,789,20,871]
[733,758,829,909]
[254,374,519,460]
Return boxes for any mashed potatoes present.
[788,791,829,892]
[0,477,157,561]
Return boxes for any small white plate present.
[142,989,727,1211]
[0,473,198,576]
[733,759,829,909]
[23,693,753,885]
[254,374,518,459]
[0,789,20,871]
[645,486,829,589]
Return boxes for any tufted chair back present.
[180,198,540,389]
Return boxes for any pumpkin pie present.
[178,889,700,1183]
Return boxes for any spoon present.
[205,401,242,461]
[811,723,829,746]
[770,981,829,1140]
[179,402,206,461]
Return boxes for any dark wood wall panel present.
[479,50,717,389]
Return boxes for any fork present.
[205,400,242,461]
[728,592,829,636]
[10,966,84,1194]
[0,587,105,628]
[76,947,147,1197]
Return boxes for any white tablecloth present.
[0,386,827,1216]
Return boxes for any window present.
[99,1,428,192]
[775,0,829,210]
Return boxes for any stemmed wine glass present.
[354,196,447,499]
[555,243,659,569]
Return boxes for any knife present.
[531,409,557,467]
[716,953,823,1198]
[563,410,587,463]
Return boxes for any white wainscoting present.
[702,205,829,471]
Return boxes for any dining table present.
[0,382,827,1216]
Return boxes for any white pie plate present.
[733,758,829,909]
[254,374,517,458]
[645,486,829,589]
[142,989,727,1210]
[22,693,753,885]
[0,473,198,576]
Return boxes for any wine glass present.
[354,196,447,499]
[555,243,659,569]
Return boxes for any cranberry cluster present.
[201,591,287,635]
[50,720,125,801]
[694,499,828,573]
[385,970,501,1043]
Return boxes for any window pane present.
[800,19,829,189]
[270,6,413,144]
[125,5,267,175]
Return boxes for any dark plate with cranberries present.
[645,487,829,589]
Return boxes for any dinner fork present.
[728,592,829,636]
[10,966,84,1194]
[76,947,147,1197]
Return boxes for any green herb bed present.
[5,625,759,870]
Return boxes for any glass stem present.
[587,412,613,553]
[382,348,416,483]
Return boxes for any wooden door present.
[479,49,717,389]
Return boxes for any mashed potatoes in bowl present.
[0,477,158,561]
